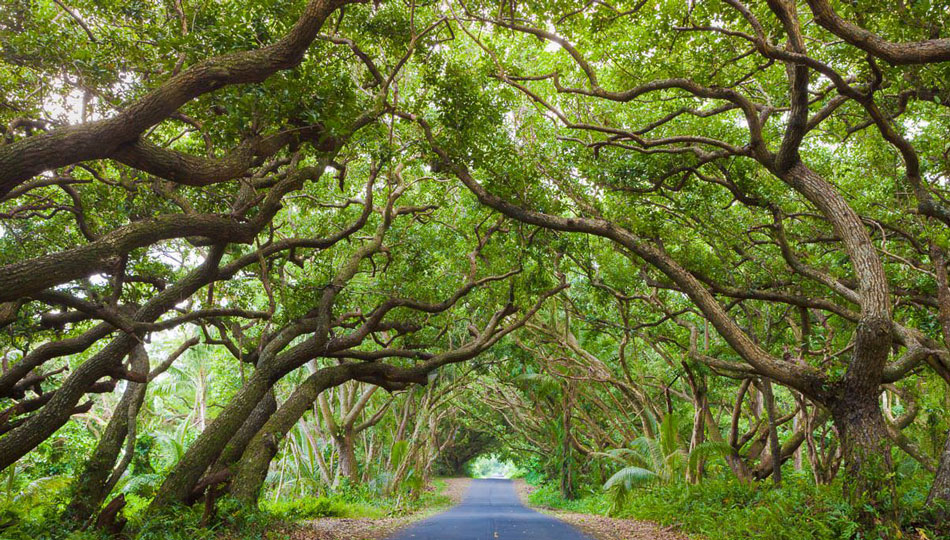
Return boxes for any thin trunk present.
[228,366,352,505]
[684,364,706,484]
[759,379,782,486]
[559,385,575,500]
[793,412,803,470]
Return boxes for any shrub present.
[264,496,336,520]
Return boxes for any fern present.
[686,441,733,478]
[12,475,71,508]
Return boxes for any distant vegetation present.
[467,456,520,479]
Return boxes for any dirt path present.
[513,480,692,540]
[285,478,472,540]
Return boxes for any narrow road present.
[388,478,593,540]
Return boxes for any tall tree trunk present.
[559,386,575,500]
[927,428,950,530]
[64,345,148,522]
[150,372,273,510]
[211,389,277,473]
[759,378,782,486]
[684,364,706,484]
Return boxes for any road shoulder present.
[513,480,692,540]
[284,477,472,540]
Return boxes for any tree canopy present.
[2,0,950,538]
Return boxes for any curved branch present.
[805,0,950,65]
[0,0,357,197]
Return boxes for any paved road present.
[388,479,593,540]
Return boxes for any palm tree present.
[599,414,731,514]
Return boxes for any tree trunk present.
[150,372,273,510]
[829,393,897,536]
[211,389,277,473]
[559,387,575,500]
[229,366,351,505]
[759,379,782,486]
[684,365,706,484]
[333,428,359,484]
[0,247,223,473]
[927,428,950,530]
[64,345,148,522]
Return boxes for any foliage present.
[3,0,950,537]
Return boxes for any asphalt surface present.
[388,478,593,540]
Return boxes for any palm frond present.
[658,414,680,460]
[686,441,733,473]
[603,466,658,491]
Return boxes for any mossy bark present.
[149,372,272,510]
[212,389,277,473]
[333,427,359,484]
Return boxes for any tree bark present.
[0,0,350,198]
[0,246,223,472]
[559,385,575,500]
[64,345,148,521]
[211,389,277,473]
[927,428,950,529]
[150,371,274,509]
[829,392,897,533]
[333,428,359,485]
[759,379,782,486]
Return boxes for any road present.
[388,478,593,540]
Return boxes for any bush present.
[528,474,866,540]
[527,483,609,515]
[618,475,861,540]
[264,496,336,520]
[526,464,950,540]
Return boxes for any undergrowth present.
[527,471,945,540]
[0,478,455,540]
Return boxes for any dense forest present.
[1,0,950,538]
